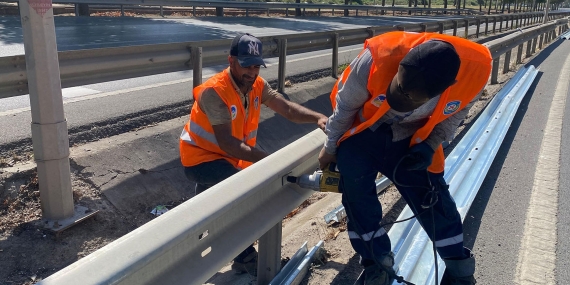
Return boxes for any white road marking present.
[0,48,361,117]
[514,48,570,284]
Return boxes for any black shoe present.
[441,272,476,285]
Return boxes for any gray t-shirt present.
[324,48,479,155]
[198,68,280,125]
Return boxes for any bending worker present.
[179,33,328,276]
[318,31,492,285]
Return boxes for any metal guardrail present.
[388,65,539,285]
[34,18,569,285]
[5,0,485,15]
[1,12,567,99]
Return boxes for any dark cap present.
[399,40,461,97]
[230,33,266,68]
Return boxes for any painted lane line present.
[0,48,361,117]
[514,46,570,284]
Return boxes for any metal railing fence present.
[1,12,568,99]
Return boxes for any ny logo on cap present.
[248,42,260,56]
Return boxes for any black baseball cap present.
[230,33,266,68]
[398,40,461,97]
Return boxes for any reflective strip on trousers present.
[435,233,463,248]
[348,228,387,241]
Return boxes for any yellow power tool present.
[287,163,341,193]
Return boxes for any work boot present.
[231,246,258,276]
[362,252,395,285]
[441,248,476,285]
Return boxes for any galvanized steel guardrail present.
[36,20,569,285]
[5,0,485,15]
[1,12,568,99]
[388,64,539,285]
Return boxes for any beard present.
[234,74,257,89]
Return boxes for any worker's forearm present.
[220,139,268,163]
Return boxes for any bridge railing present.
[1,11,568,99]
[35,16,569,285]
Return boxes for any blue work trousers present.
[336,124,465,265]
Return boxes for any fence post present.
[499,16,503,32]
[278,38,287,93]
[120,5,124,16]
[464,19,469,38]
[453,20,458,36]
[485,18,489,35]
[475,19,480,38]
[503,50,511,74]
[538,33,544,49]
[516,44,523,64]
[191,47,202,88]
[257,222,282,285]
[332,33,339,79]
[438,22,444,34]
[491,57,499,84]
[193,6,196,16]
[160,6,163,17]
[531,36,538,53]
[493,17,497,33]
[525,39,532,58]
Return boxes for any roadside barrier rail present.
[1,11,568,99]
[36,19,568,284]
[5,0,486,16]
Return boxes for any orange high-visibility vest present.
[180,69,264,169]
[330,32,492,173]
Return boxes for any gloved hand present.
[403,142,435,171]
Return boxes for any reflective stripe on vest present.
[330,32,492,173]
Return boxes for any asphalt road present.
[463,39,570,285]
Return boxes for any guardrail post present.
[160,6,163,17]
[503,50,511,74]
[464,19,469,38]
[318,8,321,16]
[526,39,532,58]
[267,8,270,17]
[453,20,458,36]
[191,47,202,88]
[193,6,196,17]
[303,8,306,16]
[491,57,499,84]
[356,9,358,16]
[285,7,288,17]
[510,15,514,29]
[485,18,489,35]
[499,16,503,32]
[19,0,75,222]
[532,36,538,54]
[332,33,339,79]
[420,23,427,32]
[516,44,523,64]
[493,17,497,33]
[216,7,224,17]
[246,8,249,17]
[120,5,124,17]
[278,38,287,93]
[538,33,544,49]
[438,22,444,34]
[475,19,480,38]
[257,222,282,285]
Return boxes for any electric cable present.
[345,154,440,285]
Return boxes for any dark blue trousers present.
[336,124,465,265]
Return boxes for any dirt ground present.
[0,11,560,285]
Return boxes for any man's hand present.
[317,115,328,133]
[318,147,337,170]
[403,142,435,171]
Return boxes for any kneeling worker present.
[318,31,492,285]
[179,33,328,275]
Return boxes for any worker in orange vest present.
[180,33,328,276]
[318,32,492,285]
